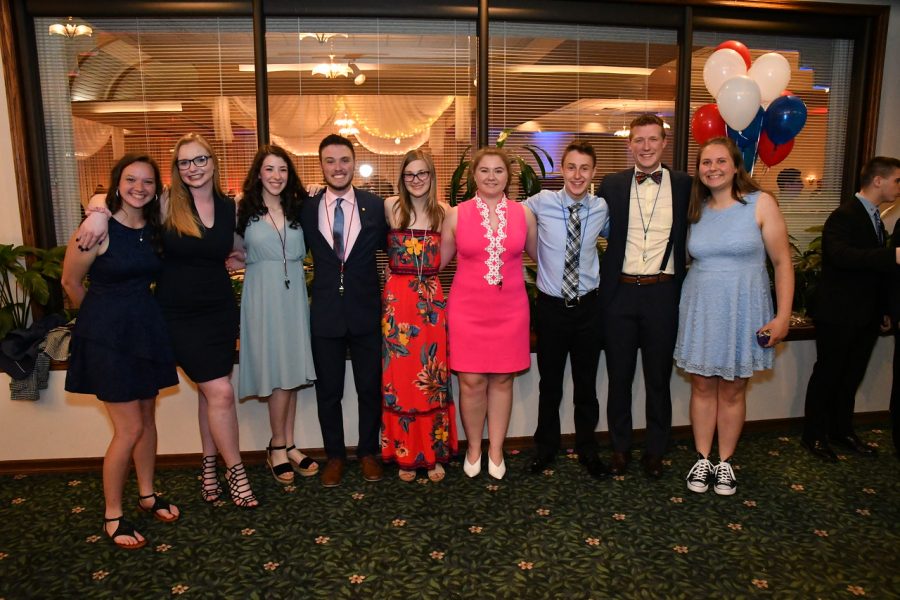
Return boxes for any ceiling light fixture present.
[613,126,630,138]
[349,63,366,86]
[298,32,348,44]
[49,17,92,38]
[312,55,351,79]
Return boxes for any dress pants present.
[804,319,879,441]
[532,291,603,459]
[311,331,383,459]
[604,279,679,457]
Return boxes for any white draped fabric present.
[73,117,114,159]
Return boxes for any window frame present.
[2,0,889,247]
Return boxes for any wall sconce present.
[806,174,817,185]
[349,63,366,86]
[49,17,92,38]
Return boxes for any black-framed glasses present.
[402,170,431,182]
[176,155,211,170]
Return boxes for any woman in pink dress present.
[441,148,537,479]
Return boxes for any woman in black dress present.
[63,153,180,549]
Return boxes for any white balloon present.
[716,76,762,130]
[749,52,791,103]
[703,48,748,98]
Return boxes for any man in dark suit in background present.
[598,114,692,479]
[802,156,900,462]
[301,134,389,486]
[891,218,900,459]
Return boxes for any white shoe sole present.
[686,481,709,493]
[714,485,737,496]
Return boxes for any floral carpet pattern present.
[1,427,898,599]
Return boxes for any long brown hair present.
[470,147,512,197]
[688,137,765,224]
[167,133,225,237]
[237,145,306,235]
[392,149,443,230]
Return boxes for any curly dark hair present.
[105,153,164,251]
[236,145,306,235]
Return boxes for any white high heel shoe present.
[463,452,482,477]
[488,454,506,480]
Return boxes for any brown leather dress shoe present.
[641,454,663,479]
[609,451,630,475]
[359,456,384,482]
[321,458,345,488]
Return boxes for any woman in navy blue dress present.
[63,154,180,549]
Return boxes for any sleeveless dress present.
[238,217,316,399]
[381,229,458,468]
[156,195,239,383]
[66,219,178,402]
[448,198,530,373]
[674,191,775,380]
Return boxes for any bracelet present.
[86,206,112,219]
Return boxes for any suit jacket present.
[300,187,388,337]
[892,221,900,322]
[814,197,894,327]
[598,166,692,307]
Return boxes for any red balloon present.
[716,40,752,70]
[691,103,727,145]
[758,131,794,167]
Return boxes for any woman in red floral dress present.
[381,150,458,482]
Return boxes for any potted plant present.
[0,243,66,340]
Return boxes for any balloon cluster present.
[691,40,807,173]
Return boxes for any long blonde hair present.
[167,133,225,237]
[393,150,443,230]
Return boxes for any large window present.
[262,18,476,201]
[34,16,258,245]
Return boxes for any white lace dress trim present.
[474,196,508,286]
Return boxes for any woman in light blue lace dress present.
[675,137,793,496]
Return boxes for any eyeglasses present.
[176,155,211,170]
[402,170,431,182]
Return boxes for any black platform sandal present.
[200,455,222,503]
[138,493,180,523]
[286,444,319,477]
[103,516,147,550]
[224,463,259,508]
[267,440,295,485]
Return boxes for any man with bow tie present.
[598,114,692,479]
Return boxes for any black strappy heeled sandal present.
[138,493,180,523]
[266,440,295,485]
[200,455,222,503]
[224,463,259,508]
[286,444,319,477]
[103,516,147,550]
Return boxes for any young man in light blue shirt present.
[524,141,611,479]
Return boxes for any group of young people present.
[62,114,801,551]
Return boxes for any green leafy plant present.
[791,225,823,318]
[448,129,554,206]
[0,244,66,339]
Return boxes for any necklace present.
[632,169,663,263]
[475,195,508,287]
[409,228,429,281]
[266,208,290,290]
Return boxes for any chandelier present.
[298,32,348,44]
[49,17,92,38]
[312,55,351,79]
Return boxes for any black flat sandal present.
[200,455,222,503]
[138,493,180,523]
[103,516,147,550]
[267,440,295,485]
[224,463,259,508]
[286,444,319,477]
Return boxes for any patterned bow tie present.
[635,170,663,185]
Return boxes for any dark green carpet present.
[1,427,898,599]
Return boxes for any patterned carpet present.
[1,426,898,599]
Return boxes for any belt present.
[619,273,674,286]
[538,288,599,308]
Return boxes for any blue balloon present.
[764,95,807,145]
[727,107,764,149]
